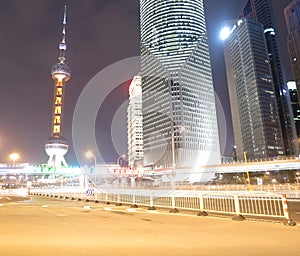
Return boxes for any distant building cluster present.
[127,0,300,170]
[221,0,300,161]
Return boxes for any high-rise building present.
[287,81,300,146]
[45,6,71,167]
[127,75,144,168]
[223,18,284,160]
[239,0,299,156]
[285,0,300,104]
[140,0,221,170]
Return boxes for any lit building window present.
[53,125,60,134]
[54,116,61,124]
[56,88,63,96]
[54,106,62,114]
[55,97,62,105]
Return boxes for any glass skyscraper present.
[287,81,300,147]
[140,0,221,171]
[239,0,299,157]
[285,0,300,104]
[223,18,284,160]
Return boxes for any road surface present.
[0,196,299,256]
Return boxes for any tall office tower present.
[127,75,144,169]
[285,0,300,103]
[45,6,71,167]
[223,18,284,160]
[287,81,300,146]
[140,0,221,169]
[239,0,299,156]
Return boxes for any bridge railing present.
[28,188,294,224]
[176,184,300,198]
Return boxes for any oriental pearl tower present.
[45,6,71,167]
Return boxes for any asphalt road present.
[0,196,299,256]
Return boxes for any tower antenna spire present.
[59,5,67,63]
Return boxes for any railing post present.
[105,193,109,204]
[197,193,207,216]
[169,194,178,213]
[172,195,175,208]
[234,194,240,215]
[148,192,156,210]
[116,193,122,206]
[282,194,296,226]
[199,193,204,211]
[131,194,138,208]
[232,194,245,221]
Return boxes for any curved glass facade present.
[141,0,205,69]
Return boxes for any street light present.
[220,26,231,41]
[85,150,96,168]
[117,154,126,168]
[9,152,20,165]
[85,150,96,187]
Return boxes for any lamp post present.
[233,145,237,162]
[117,154,126,187]
[117,154,126,168]
[243,151,251,188]
[296,172,300,186]
[85,150,96,186]
[85,151,96,168]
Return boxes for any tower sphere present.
[51,63,71,80]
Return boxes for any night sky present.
[0,0,294,165]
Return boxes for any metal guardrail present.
[28,188,296,225]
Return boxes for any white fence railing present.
[28,188,295,224]
[0,188,28,197]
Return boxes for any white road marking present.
[103,207,112,211]
[147,210,158,214]
[42,205,48,208]
[127,208,136,212]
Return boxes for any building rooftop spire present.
[58,5,67,64]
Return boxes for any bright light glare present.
[220,27,231,41]
[85,150,94,159]
[10,152,20,162]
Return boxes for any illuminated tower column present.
[45,6,71,167]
